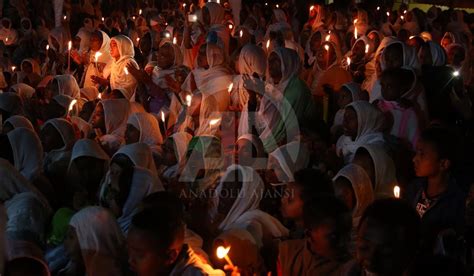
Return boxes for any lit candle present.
[136,37,140,44]
[354,28,358,39]
[400,15,404,21]
[63,15,67,20]
[453,70,460,77]
[265,2,268,6]
[266,39,270,50]
[173,37,177,44]
[11,66,16,72]
[325,34,330,41]
[228,23,233,30]
[227,83,233,93]
[186,94,192,106]
[46,44,50,51]
[132,16,136,20]
[216,0,220,3]
[216,246,234,270]
[5,37,8,42]
[164,32,171,38]
[393,186,400,198]
[324,44,330,68]
[94,52,102,73]
[239,30,243,38]
[161,111,165,123]
[183,3,186,8]
[68,99,77,116]
[98,92,102,99]
[376,6,380,11]
[101,17,105,22]
[403,10,407,14]
[276,4,279,8]
[68,40,72,73]
[409,35,415,40]
[124,67,129,75]
[139,9,142,15]
[365,44,369,54]
[353,19,358,24]
[386,12,390,17]
[346,57,351,66]
[310,5,315,12]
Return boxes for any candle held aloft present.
[139,9,142,15]
[386,12,390,17]
[102,17,105,22]
[46,44,50,51]
[346,57,351,66]
[94,52,102,63]
[11,66,16,72]
[266,39,270,50]
[394,186,400,198]
[239,30,243,38]
[173,37,177,44]
[310,5,315,12]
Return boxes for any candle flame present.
[94,52,102,62]
[161,111,165,123]
[354,28,358,39]
[324,44,329,51]
[11,66,16,71]
[228,24,233,30]
[227,83,233,93]
[68,99,77,112]
[216,246,230,259]
[136,37,140,43]
[216,0,220,3]
[186,94,192,106]
[310,5,315,12]
[68,41,72,51]
[46,44,50,51]
[353,19,358,24]
[183,3,186,8]
[386,12,390,17]
[173,37,177,44]
[239,30,243,38]
[132,16,136,20]
[266,39,270,50]
[276,4,279,8]
[265,2,268,6]
[377,6,380,11]
[124,67,129,75]
[98,93,102,99]
[346,57,351,66]
[101,17,105,22]
[400,15,404,20]
[139,9,142,15]
[325,34,330,41]
[393,186,400,198]
[403,10,407,14]
[209,118,220,126]
[5,37,8,42]
[365,44,369,54]
[409,35,415,40]
[63,15,67,20]
[164,32,171,38]
[453,70,460,77]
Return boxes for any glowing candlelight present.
[98,93,102,99]
[453,70,460,77]
[216,0,220,3]
[94,52,102,63]
[409,35,415,40]
[346,57,351,66]
[386,12,390,17]
[46,44,50,51]
[186,94,192,106]
[325,34,330,41]
[354,28,358,39]
[132,16,136,20]
[265,2,268,6]
[68,41,72,51]
[227,83,233,93]
[216,246,234,269]
[239,30,243,38]
[101,17,105,22]
[400,15,404,21]
[403,10,407,14]
[136,37,140,43]
[266,39,270,50]
[276,4,279,8]
[353,19,358,24]
[164,32,171,38]
[310,5,315,12]
[324,44,329,51]
[11,66,16,72]
[139,9,142,15]
[5,37,8,42]
[393,186,400,198]
[68,40,72,73]
[173,37,177,44]
[68,99,77,113]
[377,6,380,11]
[63,15,67,20]
[209,118,220,126]
[228,23,233,30]
[124,67,129,75]
[161,111,165,123]
[365,44,369,54]
[183,3,186,8]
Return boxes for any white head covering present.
[380,40,421,71]
[100,99,131,137]
[427,41,446,66]
[0,93,23,115]
[127,112,163,147]
[169,132,193,164]
[10,83,35,102]
[109,35,139,100]
[336,101,385,163]
[3,115,34,132]
[53,75,81,99]
[205,2,225,25]
[113,143,157,176]
[268,47,301,92]
[239,44,267,78]
[342,82,365,101]
[267,141,310,183]
[75,29,91,54]
[70,116,91,138]
[333,164,374,219]
[43,118,76,152]
[69,206,125,256]
[48,27,67,53]
[356,144,398,199]
[93,30,113,65]
[7,128,43,181]
[70,139,109,164]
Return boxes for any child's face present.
[337,87,353,109]
[281,182,303,220]
[22,62,33,74]
[380,74,401,101]
[413,140,444,177]
[127,227,173,276]
[356,218,410,275]
[157,44,174,69]
[307,218,350,259]
[91,103,105,130]
[343,107,358,140]
[110,40,120,59]
[125,124,140,145]
[334,177,356,211]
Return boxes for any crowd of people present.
[0,0,474,275]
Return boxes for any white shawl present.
[109,35,139,100]
[7,128,43,181]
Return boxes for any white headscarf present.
[427,41,446,66]
[110,35,139,100]
[53,75,81,99]
[0,159,42,202]
[10,83,35,103]
[215,165,289,245]
[69,206,125,256]
[7,128,43,181]
[333,164,374,219]
[205,2,225,25]
[336,101,385,163]
[83,31,113,89]
[70,116,91,138]
[113,143,158,178]
[75,29,91,54]
[3,115,34,132]
[127,112,163,148]
[100,99,131,137]
[80,87,99,102]
[43,118,76,152]
[48,27,67,53]
[170,132,193,164]
[70,139,109,165]
[268,47,301,92]
[356,144,398,199]
[267,141,310,183]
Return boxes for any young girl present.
[331,82,368,137]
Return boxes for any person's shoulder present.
[279,238,306,255]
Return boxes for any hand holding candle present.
[216,246,234,270]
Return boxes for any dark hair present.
[131,208,185,250]
[303,196,351,231]
[359,198,420,250]
[294,169,335,204]
[141,191,185,219]
[420,127,458,167]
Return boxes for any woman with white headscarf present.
[100,143,164,232]
[64,206,127,275]
[332,82,367,135]
[126,112,163,153]
[161,132,193,180]
[107,35,139,101]
[230,44,266,110]
[336,101,385,163]
[257,47,316,152]
[90,99,131,154]
[213,165,288,248]
[266,141,310,185]
[52,75,81,99]
[10,83,35,104]
[3,115,34,133]
[83,31,113,89]
[6,127,43,182]
[353,144,398,199]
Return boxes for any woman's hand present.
[91,75,109,86]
